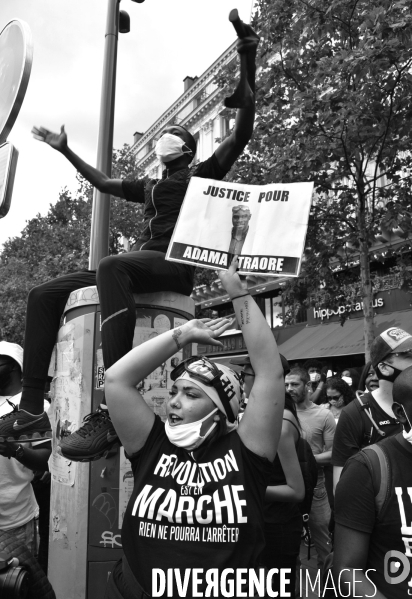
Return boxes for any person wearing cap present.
[333,364,412,599]
[332,327,412,491]
[0,342,51,559]
[103,257,285,599]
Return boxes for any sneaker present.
[58,404,119,462]
[0,404,52,442]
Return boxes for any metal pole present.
[89,0,120,270]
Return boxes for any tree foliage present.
[0,145,144,344]
[216,0,412,358]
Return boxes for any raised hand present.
[185,317,234,347]
[218,256,248,300]
[32,125,68,153]
[236,22,260,55]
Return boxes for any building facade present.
[129,41,237,179]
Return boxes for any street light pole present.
[89,0,120,270]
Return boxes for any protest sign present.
[166,177,314,277]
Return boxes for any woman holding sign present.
[0,22,260,463]
[103,257,285,599]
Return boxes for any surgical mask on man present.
[165,408,218,450]
[155,133,192,163]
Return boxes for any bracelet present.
[230,293,250,302]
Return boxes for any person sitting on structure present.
[0,24,260,463]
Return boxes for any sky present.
[0,0,254,248]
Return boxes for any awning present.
[278,309,412,360]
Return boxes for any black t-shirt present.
[122,154,230,253]
[121,416,272,597]
[335,434,412,599]
[331,392,401,467]
[264,414,301,525]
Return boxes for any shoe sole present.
[57,440,120,462]
[0,431,52,443]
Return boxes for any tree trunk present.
[357,188,375,362]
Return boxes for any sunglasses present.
[170,357,236,423]
[328,394,343,402]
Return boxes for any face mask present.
[155,133,192,164]
[309,372,320,383]
[378,363,403,383]
[165,408,218,450]
[341,376,352,386]
[329,397,344,409]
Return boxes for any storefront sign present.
[313,297,384,321]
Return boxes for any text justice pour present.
[202,186,290,203]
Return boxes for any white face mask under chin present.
[155,133,192,164]
[403,428,412,444]
[165,408,218,450]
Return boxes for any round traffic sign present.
[0,19,33,144]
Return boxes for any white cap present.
[0,341,23,370]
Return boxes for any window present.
[264,294,284,328]
[221,116,231,139]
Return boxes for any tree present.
[216,0,412,359]
[0,145,144,344]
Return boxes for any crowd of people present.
[3,311,412,598]
[1,18,411,599]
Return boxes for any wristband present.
[230,293,250,302]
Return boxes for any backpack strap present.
[283,416,301,440]
[361,443,391,518]
[355,391,386,445]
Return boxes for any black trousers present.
[23,251,194,384]
[261,515,302,597]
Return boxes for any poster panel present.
[166,177,314,277]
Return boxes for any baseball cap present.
[370,327,412,368]
[230,353,290,376]
[0,341,23,370]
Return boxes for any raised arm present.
[105,317,232,455]
[219,257,285,461]
[32,125,125,198]
[215,24,259,171]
